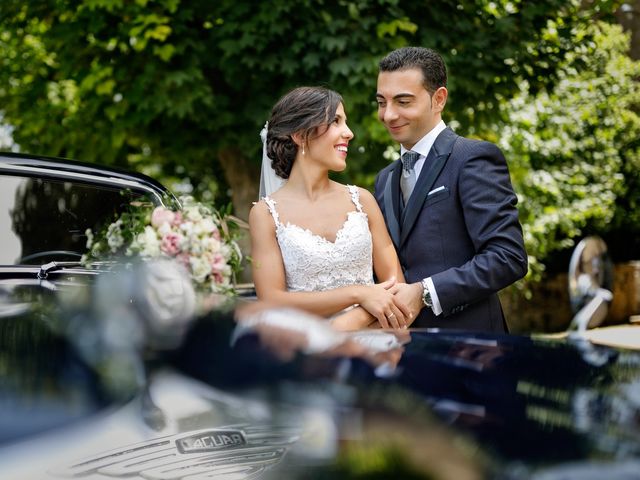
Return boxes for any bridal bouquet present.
[83,196,243,296]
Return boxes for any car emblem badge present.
[176,429,247,454]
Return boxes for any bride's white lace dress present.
[262,185,374,292]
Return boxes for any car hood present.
[2,296,640,479]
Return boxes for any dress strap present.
[347,185,364,213]
[262,196,281,227]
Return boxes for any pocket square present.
[428,185,446,196]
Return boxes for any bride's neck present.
[287,165,331,200]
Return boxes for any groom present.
[374,47,528,332]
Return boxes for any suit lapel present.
[400,128,458,246]
[383,161,403,249]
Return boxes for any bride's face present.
[306,103,353,172]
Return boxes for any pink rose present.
[211,226,221,240]
[172,211,183,227]
[210,253,226,272]
[151,207,175,229]
[160,232,182,256]
[212,271,224,284]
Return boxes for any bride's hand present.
[358,277,410,329]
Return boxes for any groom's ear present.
[432,87,448,113]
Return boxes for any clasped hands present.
[359,277,424,329]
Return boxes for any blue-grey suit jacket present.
[374,127,528,332]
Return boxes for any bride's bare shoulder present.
[356,186,376,202]
[249,198,273,225]
[351,186,382,215]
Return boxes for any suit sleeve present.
[431,141,528,314]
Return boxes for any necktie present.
[400,151,420,205]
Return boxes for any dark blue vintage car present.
[1,153,639,479]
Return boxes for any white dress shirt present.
[400,120,447,316]
[400,120,447,180]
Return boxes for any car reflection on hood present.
[3,261,640,479]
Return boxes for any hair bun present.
[267,135,297,179]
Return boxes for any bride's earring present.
[302,143,305,155]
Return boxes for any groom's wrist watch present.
[420,279,433,309]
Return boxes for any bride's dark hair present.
[267,86,343,179]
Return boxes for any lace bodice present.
[263,185,374,292]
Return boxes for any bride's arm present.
[331,306,378,331]
[249,201,403,323]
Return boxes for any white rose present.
[189,255,211,283]
[106,220,124,252]
[201,236,221,253]
[184,205,203,222]
[219,243,232,259]
[180,221,194,237]
[135,259,197,346]
[156,222,173,237]
[138,225,161,257]
[194,217,216,236]
[187,236,205,256]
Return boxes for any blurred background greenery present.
[1,0,638,309]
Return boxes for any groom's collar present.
[400,120,447,158]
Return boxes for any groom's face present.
[376,67,441,150]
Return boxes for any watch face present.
[420,280,431,307]
[422,288,432,307]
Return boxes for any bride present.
[249,86,414,331]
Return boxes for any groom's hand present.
[360,278,409,329]
[394,282,424,327]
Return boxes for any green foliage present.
[0,0,632,278]
[496,22,640,280]
[312,446,435,479]
[0,0,605,202]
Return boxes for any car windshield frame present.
[0,172,163,266]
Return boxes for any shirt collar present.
[400,120,447,158]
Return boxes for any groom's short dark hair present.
[379,47,447,94]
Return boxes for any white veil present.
[258,121,286,198]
